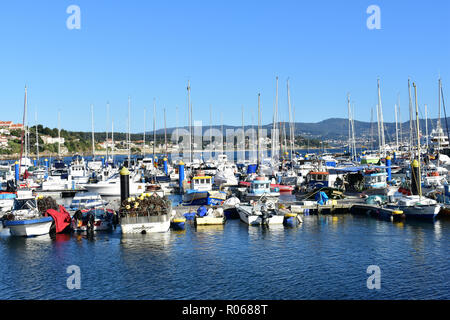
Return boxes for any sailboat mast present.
[425,104,428,150]
[143,107,146,156]
[352,103,356,160]
[210,105,213,156]
[91,104,95,160]
[377,79,385,156]
[241,105,245,159]
[19,86,27,177]
[287,79,294,160]
[395,104,399,151]
[370,107,374,151]
[111,119,114,163]
[413,82,422,197]
[175,105,179,146]
[127,97,131,167]
[106,102,109,160]
[273,77,279,160]
[164,107,167,157]
[438,77,442,157]
[398,94,402,147]
[257,93,261,166]
[187,80,192,163]
[221,113,224,155]
[35,109,39,162]
[347,93,352,156]
[153,98,156,160]
[408,79,414,154]
[58,110,61,158]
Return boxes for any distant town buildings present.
[40,135,65,145]
[0,121,23,130]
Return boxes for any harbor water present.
[0,194,448,299]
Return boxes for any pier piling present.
[120,166,130,203]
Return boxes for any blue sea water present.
[0,207,448,300]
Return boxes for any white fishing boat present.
[235,199,284,225]
[2,190,53,237]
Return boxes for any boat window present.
[13,199,37,210]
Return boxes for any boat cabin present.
[190,176,213,192]
[306,171,337,188]
[249,177,272,195]
[362,169,387,189]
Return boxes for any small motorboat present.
[194,206,226,225]
[2,190,53,237]
[71,207,116,232]
[235,197,285,226]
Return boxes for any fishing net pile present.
[37,196,59,214]
[119,193,171,217]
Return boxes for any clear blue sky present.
[0,0,448,133]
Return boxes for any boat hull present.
[120,213,171,233]
[195,216,225,225]
[387,204,440,220]
[236,206,284,225]
[4,217,53,237]
[183,191,226,206]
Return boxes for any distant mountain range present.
[146,117,450,141]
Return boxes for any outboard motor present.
[260,201,271,226]
[112,211,119,230]
[6,180,16,192]
[86,212,95,232]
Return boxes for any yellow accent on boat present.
[392,210,403,215]
[193,176,212,179]
[173,218,186,223]
[284,213,297,218]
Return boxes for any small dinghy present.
[194,206,225,225]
